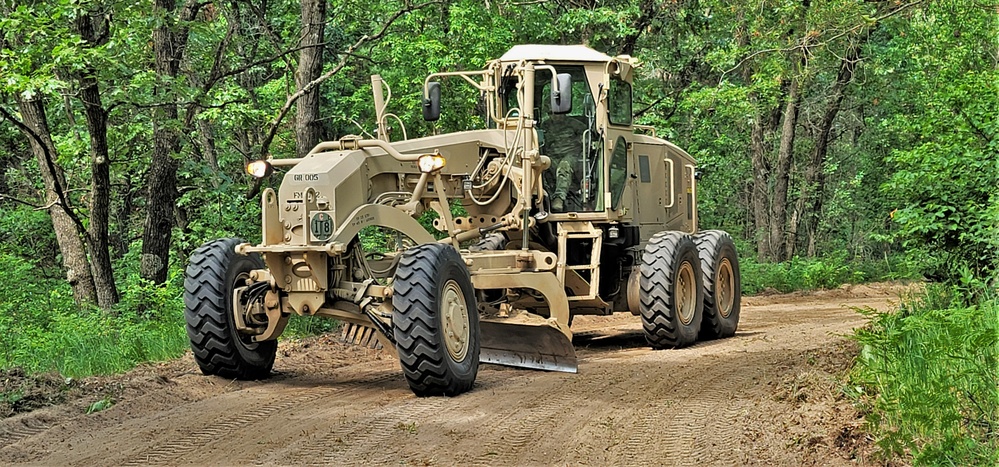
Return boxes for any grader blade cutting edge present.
[479,321,578,373]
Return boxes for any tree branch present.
[955,107,994,145]
[0,104,88,233]
[722,0,924,77]
[258,1,441,159]
[246,1,442,198]
[0,193,46,209]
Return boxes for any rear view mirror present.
[551,73,573,115]
[423,82,441,121]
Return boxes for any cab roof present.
[498,44,613,63]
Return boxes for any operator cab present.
[492,45,637,215]
[422,44,646,220]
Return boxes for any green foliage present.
[86,396,114,414]
[0,204,60,273]
[871,4,999,282]
[731,235,920,294]
[0,253,188,378]
[738,251,918,295]
[282,314,339,339]
[845,6,999,464]
[173,170,263,258]
[849,284,999,464]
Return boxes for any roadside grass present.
[0,253,188,377]
[738,249,921,294]
[848,284,999,465]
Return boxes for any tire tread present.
[694,230,741,339]
[392,243,478,397]
[639,231,703,349]
[184,238,275,380]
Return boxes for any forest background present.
[0,0,996,463]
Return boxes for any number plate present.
[310,211,334,242]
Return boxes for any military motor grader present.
[184,45,741,397]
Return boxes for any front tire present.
[184,238,276,379]
[392,243,480,397]
[695,230,741,339]
[640,232,704,349]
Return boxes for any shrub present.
[849,284,999,464]
[737,251,918,295]
[0,253,189,377]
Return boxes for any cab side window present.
[608,78,632,126]
[610,136,629,209]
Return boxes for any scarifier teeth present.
[339,323,383,349]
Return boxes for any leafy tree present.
[872,1,998,282]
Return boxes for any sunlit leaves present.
[876,2,999,280]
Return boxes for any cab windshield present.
[500,65,603,212]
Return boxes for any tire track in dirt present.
[0,373,237,460]
[120,387,339,466]
[0,285,906,466]
[127,371,402,466]
[0,417,52,450]
[465,389,569,465]
[464,364,638,466]
[327,397,450,465]
[247,372,434,465]
[610,356,756,466]
[263,368,550,465]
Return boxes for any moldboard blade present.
[478,320,578,373]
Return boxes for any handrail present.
[423,70,493,94]
[633,124,657,138]
[664,158,675,208]
[686,163,698,232]
[301,137,423,161]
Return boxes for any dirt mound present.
[0,369,84,418]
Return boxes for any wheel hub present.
[676,262,697,325]
[441,280,470,361]
[232,272,263,350]
[717,258,735,318]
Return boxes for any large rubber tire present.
[392,243,480,397]
[184,238,276,380]
[695,230,741,339]
[640,231,704,349]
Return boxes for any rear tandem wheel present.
[695,230,741,339]
[639,231,704,349]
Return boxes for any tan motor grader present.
[183,45,741,397]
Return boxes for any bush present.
[0,253,190,377]
[849,284,999,464]
[738,251,919,295]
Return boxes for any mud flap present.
[479,321,578,373]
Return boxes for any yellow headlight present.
[246,160,273,178]
[418,154,446,173]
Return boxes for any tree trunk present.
[141,0,202,283]
[750,113,772,261]
[770,75,803,261]
[197,118,220,174]
[804,45,863,256]
[749,98,784,261]
[76,9,119,309]
[112,177,135,260]
[15,97,97,304]
[619,0,658,56]
[295,0,327,157]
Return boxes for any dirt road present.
[0,284,906,466]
